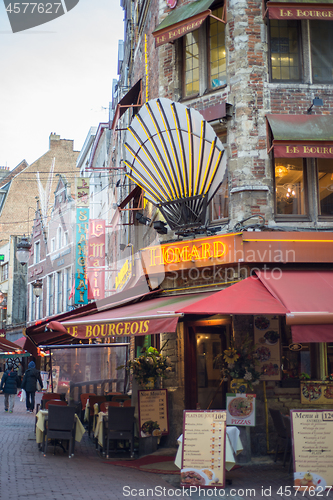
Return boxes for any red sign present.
[87,220,105,300]
[267,3,333,20]
[274,142,333,158]
[166,0,177,8]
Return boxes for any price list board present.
[181,410,226,488]
[291,410,333,492]
[138,389,169,438]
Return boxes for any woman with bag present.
[21,361,43,413]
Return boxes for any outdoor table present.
[36,409,86,450]
[174,426,243,471]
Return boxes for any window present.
[48,275,54,316]
[1,263,8,282]
[210,176,229,222]
[275,158,307,216]
[317,159,333,217]
[64,268,71,311]
[30,285,36,322]
[269,19,333,83]
[183,6,226,98]
[34,242,40,264]
[310,21,333,83]
[57,271,63,314]
[37,296,43,320]
[57,226,62,249]
[51,238,55,252]
[64,231,69,246]
[269,20,300,81]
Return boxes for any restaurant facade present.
[26,0,333,456]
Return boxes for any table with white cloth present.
[36,409,86,450]
[174,426,243,471]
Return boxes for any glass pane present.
[209,9,226,88]
[310,21,333,83]
[317,158,333,216]
[275,158,306,215]
[210,176,229,221]
[51,345,128,402]
[184,30,200,97]
[196,332,223,409]
[270,20,300,81]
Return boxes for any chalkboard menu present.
[181,410,226,488]
[138,389,169,438]
[291,409,333,492]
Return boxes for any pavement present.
[0,394,332,500]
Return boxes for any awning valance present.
[266,114,333,158]
[60,292,213,341]
[153,0,224,47]
[266,0,333,19]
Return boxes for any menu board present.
[291,410,333,492]
[138,389,169,438]
[226,393,256,426]
[254,315,281,380]
[181,410,226,488]
[301,381,333,405]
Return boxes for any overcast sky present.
[0,0,125,169]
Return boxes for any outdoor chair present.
[105,406,135,459]
[88,396,106,437]
[80,393,96,422]
[100,400,131,412]
[37,393,63,412]
[111,395,131,402]
[269,408,290,464]
[43,405,76,458]
[45,399,68,409]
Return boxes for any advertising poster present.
[138,389,169,438]
[226,393,256,426]
[181,410,226,488]
[291,409,333,492]
[300,381,333,405]
[254,315,281,380]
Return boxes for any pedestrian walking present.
[21,361,43,413]
[0,364,20,413]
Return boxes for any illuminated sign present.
[141,233,238,275]
[87,219,105,300]
[115,259,132,290]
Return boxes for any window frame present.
[316,158,333,221]
[268,18,303,83]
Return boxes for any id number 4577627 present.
[5,3,62,14]
[276,486,332,496]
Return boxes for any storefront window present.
[275,158,307,216]
[317,159,333,217]
[196,332,223,409]
[311,21,333,83]
[270,20,300,81]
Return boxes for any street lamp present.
[16,236,32,265]
[32,279,43,297]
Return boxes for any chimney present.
[49,132,60,149]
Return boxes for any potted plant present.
[124,345,172,389]
[214,336,261,392]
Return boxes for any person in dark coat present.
[1,364,20,413]
[21,361,43,413]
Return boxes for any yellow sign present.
[115,259,132,290]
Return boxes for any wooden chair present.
[43,405,76,458]
[269,408,290,464]
[105,406,135,459]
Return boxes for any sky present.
[0,0,125,169]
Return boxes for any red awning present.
[257,270,333,342]
[14,337,39,358]
[0,337,26,354]
[176,276,288,316]
[61,292,213,340]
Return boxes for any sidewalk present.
[1,394,332,500]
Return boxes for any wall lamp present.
[32,279,43,297]
[153,220,168,234]
[136,212,151,225]
[307,97,323,114]
[16,236,32,265]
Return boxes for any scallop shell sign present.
[124,98,226,232]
